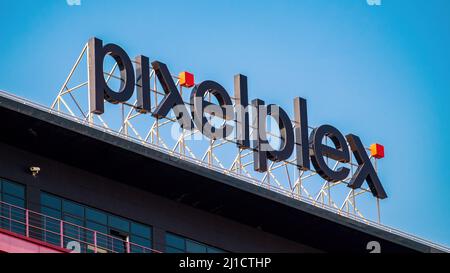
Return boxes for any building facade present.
[0,91,446,253]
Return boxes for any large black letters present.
[190,80,234,140]
[346,134,387,199]
[87,37,387,199]
[252,99,295,172]
[310,125,350,182]
[151,61,194,129]
[88,37,135,114]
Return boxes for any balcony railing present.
[0,201,161,253]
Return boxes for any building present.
[0,90,447,254]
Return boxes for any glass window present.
[64,215,84,226]
[166,246,184,253]
[130,235,151,248]
[86,221,108,233]
[41,206,61,219]
[166,233,185,250]
[39,192,152,253]
[3,194,25,208]
[130,245,149,253]
[165,233,225,253]
[43,217,61,233]
[131,222,151,238]
[86,208,107,225]
[207,247,225,253]
[63,200,84,217]
[2,181,25,198]
[109,216,129,232]
[41,193,61,210]
[0,179,26,235]
[186,240,207,253]
[94,233,110,250]
[10,206,26,219]
[1,180,26,207]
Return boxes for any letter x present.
[346,134,387,199]
[151,61,194,130]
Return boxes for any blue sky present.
[0,0,449,247]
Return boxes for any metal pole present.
[94,231,98,253]
[122,104,127,136]
[298,170,302,198]
[377,198,381,223]
[180,86,185,156]
[25,210,29,237]
[60,221,64,248]
[86,43,94,125]
[154,72,159,145]
[8,206,11,231]
[209,139,212,166]
[375,158,381,223]
[238,148,242,174]
[126,238,131,253]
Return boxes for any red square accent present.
[370,143,385,159]
[179,71,195,88]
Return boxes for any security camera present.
[30,166,41,177]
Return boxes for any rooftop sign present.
[87,37,387,199]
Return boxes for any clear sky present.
[0,0,449,247]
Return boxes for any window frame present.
[165,232,226,253]
[40,191,153,251]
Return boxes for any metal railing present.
[0,89,449,253]
[0,200,160,253]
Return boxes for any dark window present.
[86,208,107,225]
[166,233,185,250]
[165,233,225,253]
[3,194,25,208]
[41,206,61,219]
[131,222,151,238]
[86,221,108,233]
[207,247,224,253]
[2,181,25,198]
[130,235,151,248]
[64,215,84,226]
[39,192,153,253]
[109,216,129,232]
[0,179,26,235]
[166,246,184,253]
[62,200,84,218]
[186,240,207,253]
[41,193,61,210]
